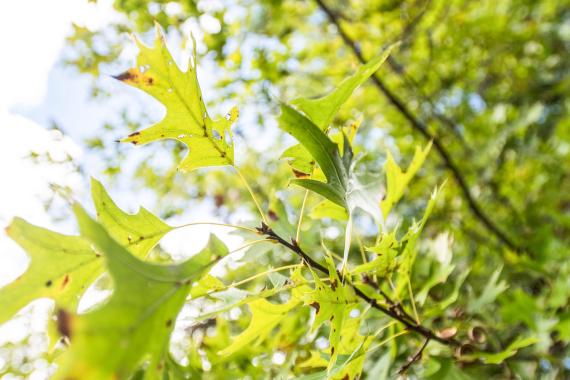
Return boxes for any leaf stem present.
[176,221,259,234]
[341,213,353,269]
[407,280,420,324]
[295,190,310,243]
[234,166,268,224]
[230,264,302,289]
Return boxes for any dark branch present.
[259,224,461,347]
[398,337,431,374]
[313,0,523,254]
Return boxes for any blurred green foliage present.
[1,0,569,378]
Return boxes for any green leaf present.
[218,298,300,357]
[292,45,396,130]
[302,255,357,369]
[297,321,371,380]
[309,200,349,221]
[462,336,538,364]
[395,186,440,295]
[54,204,226,380]
[352,230,399,277]
[92,178,172,258]
[280,103,347,207]
[291,178,346,208]
[118,25,237,172]
[0,219,102,325]
[468,266,509,313]
[280,105,384,228]
[280,143,315,177]
[381,142,432,218]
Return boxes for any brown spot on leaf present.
[45,280,53,287]
[56,309,73,340]
[268,209,278,221]
[114,68,155,87]
[166,319,173,327]
[292,169,309,178]
[128,131,140,138]
[310,302,320,314]
[331,347,335,355]
[61,274,70,289]
[331,279,338,291]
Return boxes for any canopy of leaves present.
[2,0,569,378]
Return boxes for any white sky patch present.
[0,0,120,285]
[0,3,248,377]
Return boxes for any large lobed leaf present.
[381,142,432,218]
[279,47,397,224]
[0,219,102,325]
[0,179,174,325]
[91,178,172,258]
[118,25,238,171]
[54,205,227,379]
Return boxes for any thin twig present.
[258,223,461,347]
[234,166,268,224]
[398,337,430,374]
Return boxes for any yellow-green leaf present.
[218,298,300,357]
[54,205,226,380]
[0,219,102,325]
[118,25,237,172]
[92,178,172,258]
[293,45,396,130]
[381,142,432,218]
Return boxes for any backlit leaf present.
[292,45,396,130]
[55,204,227,380]
[0,219,101,325]
[381,143,432,218]
[92,178,172,258]
[118,25,237,171]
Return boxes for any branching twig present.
[258,223,461,347]
[398,338,430,374]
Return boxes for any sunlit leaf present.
[118,25,237,171]
[301,255,357,369]
[55,204,227,380]
[292,45,396,130]
[92,178,172,258]
[218,298,299,357]
[0,219,101,325]
[381,143,432,218]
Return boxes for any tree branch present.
[398,337,430,374]
[313,0,523,254]
[258,223,461,347]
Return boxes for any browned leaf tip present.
[113,68,154,86]
[310,302,320,313]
